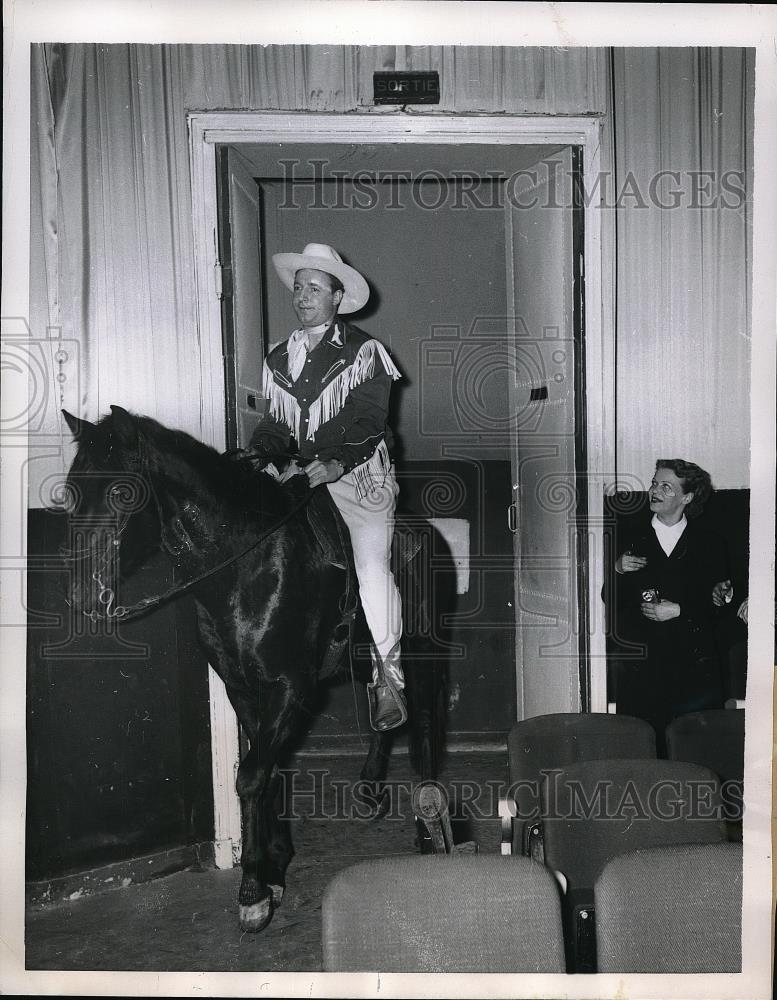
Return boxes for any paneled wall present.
[26,510,214,882]
[29,44,753,503]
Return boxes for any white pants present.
[327,467,403,684]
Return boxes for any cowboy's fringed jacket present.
[249,319,401,499]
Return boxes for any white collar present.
[651,513,687,555]
[291,321,330,341]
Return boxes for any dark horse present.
[61,405,447,933]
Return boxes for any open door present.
[506,147,585,720]
[217,146,266,450]
[209,145,268,865]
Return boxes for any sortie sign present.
[373,71,440,105]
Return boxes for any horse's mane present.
[114,412,290,519]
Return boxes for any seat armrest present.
[498,795,516,856]
[527,819,545,865]
[573,901,597,973]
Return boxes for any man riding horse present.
[248,243,407,732]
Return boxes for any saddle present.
[282,477,424,679]
[282,477,424,575]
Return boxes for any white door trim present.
[187,111,611,860]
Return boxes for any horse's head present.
[62,405,161,618]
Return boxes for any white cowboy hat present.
[272,243,370,314]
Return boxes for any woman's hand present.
[305,458,345,488]
[640,599,681,622]
[712,579,734,606]
[616,552,648,574]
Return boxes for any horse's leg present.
[359,729,394,818]
[260,763,294,904]
[405,656,443,781]
[234,741,271,932]
[218,687,274,932]
[237,677,309,933]
[357,654,443,816]
[358,660,443,820]
[194,612,278,930]
[195,608,268,919]
[255,679,312,905]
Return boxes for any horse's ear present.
[62,409,95,441]
[109,405,138,448]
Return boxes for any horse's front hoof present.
[239,894,273,933]
[269,883,285,906]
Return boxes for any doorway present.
[216,142,549,747]
[188,111,608,864]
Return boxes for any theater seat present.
[533,758,727,972]
[499,712,657,855]
[666,709,745,832]
[595,842,742,972]
[321,855,566,973]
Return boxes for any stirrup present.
[367,674,408,732]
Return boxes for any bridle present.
[69,436,314,623]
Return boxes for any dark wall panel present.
[26,509,213,881]
[298,459,517,746]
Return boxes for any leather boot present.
[367,642,408,732]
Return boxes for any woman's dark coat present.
[607,516,729,741]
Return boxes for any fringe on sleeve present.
[350,438,393,500]
[263,360,302,442]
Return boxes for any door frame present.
[187,111,612,865]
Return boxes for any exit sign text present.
[373,71,440,105]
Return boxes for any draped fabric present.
[29,44,752,503]
[29,43,607,502]
[612,48,753,488]
[32,45,204,453]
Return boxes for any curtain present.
[29,44,752,503]
[29,43,607,504]
[612,48,754,488]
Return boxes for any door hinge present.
[214,262,224,300]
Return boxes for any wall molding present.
[26,841,216,908]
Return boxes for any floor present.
[25,750,506,972]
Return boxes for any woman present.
[610,459,729,750]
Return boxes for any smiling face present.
[649,466,693,524]
[292,268,343,329]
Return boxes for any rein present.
[82,446,315,623]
